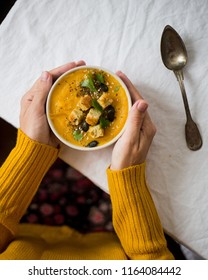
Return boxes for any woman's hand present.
[20,60,86,147]
[110,71,156,170]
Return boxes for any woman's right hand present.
[20,60,86,147]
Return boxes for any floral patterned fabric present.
[21,159,113,233]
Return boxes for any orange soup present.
[48,67,130,148]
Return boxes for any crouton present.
[86,108,102,126]
[69,109,84,125]
[77,95,92,111]
[88,125,104,138]
[97,93,113,109]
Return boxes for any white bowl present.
[46,65,132,151]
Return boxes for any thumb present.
[124,100,148,141]
[33,71,53,106]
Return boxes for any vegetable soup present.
[48,67,130,149]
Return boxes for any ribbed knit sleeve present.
[0,129,59,236]
[107,163,174,260]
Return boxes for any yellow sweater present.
[0,129,174,260]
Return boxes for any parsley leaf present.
[114,85,120,92]
[96,73,105,84]
[80,75,97,92]
[92,99,103,112]
[73,130,83,141]
[100,116,110,128]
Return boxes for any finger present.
[21,61,86,114]
[116,70,152,122]
[21,71,51,104]
[139,117,157,154]
[142,112,157,138]
[116,71,143,103]
[24,60,86,100]
[123,99,148,143]
[50,60,86,81]
[32,71,53,110]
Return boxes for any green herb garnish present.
[80,75,97,92]
[96,73,105,84]
[114,85,120,92]
[100,116,110,128]
[73,130,83,141]
[92,99,103,112]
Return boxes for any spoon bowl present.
[161,25,187,71]
[161,25,202,151]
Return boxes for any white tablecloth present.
[1,0,208,259]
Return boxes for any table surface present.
[1,0,208,259]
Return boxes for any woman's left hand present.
[110,71,156,170]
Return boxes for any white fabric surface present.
[1,0,208,259]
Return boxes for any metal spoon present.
[161,25,202,151]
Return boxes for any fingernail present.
[41,71,50,81]
[76,60,85,65]
[116,70,123,75]
[137,101,148,112]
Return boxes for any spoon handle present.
[174,70,202,151]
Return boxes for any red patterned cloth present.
[21,159,113,233]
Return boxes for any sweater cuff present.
[106,163,171,258]
[107,163,147,196]
[0,129,59,233]
[14,129,60,173]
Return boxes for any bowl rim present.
[46,65,132,151]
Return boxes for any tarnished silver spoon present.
[161,25,202,151]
